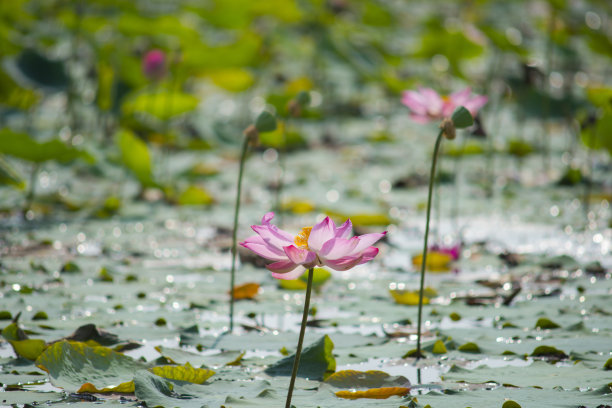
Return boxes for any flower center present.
[294,226,312,249]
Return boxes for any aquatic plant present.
[228,111,277,333]
[241,212,385,408]
[402,91,481,358]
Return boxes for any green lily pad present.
[0,129,94,164]
[122,90,199,120]
[535,318,561,330]
[0,156,25,189]
[151,362,215,384]
[63,324,120,346]
[457,342,481,353]
[115,129,156,187]
[325,370,387,388]
[13,49,69,90]
[530,346,568,360]
[432,340,448,354]
[265,335,336,380]
[177,185,214,206]
[9,339,47,361]
[35,341,145,392]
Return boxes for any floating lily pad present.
[335,386,410,400]
[535,318,561,330]
[36,341,145,392]
[150,362,215,384]
[265,335,336,380]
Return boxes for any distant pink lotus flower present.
[402,87,488,124]
[142,49,167,81]
[429,243,461,261]
[240,212,386,280]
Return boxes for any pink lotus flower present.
[402,87,488,124]
[142,49,167,81]
[429,243,461,261]
[240,212,386,280]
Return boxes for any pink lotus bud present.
[142,49,166,81]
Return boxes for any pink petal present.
[271,266,306,280]
[326,246,381,270]
[410,114,433,124]
[335,219,353,239]
[283,245,317,265]
[251,224,293,250]
[349,232,387,255]
[308,216,335,252]
[464,95,488,116]
[401,91,428,116]
[240,241,286,261]
[420,88,444,117]
[266,259,299,274]
[441,100,456,117]
[254,212,294,242]
[449,88,472,107]
[357,246,379,264]
[261,212,275,225]
[323,255,364,271]
[319,237,359,260]
[429,244,461,260]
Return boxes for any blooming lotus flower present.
[142,49,167,81]
[402,87,488,124]
[240,212,386,280]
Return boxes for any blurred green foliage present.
[0,0,609,209]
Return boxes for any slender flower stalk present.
[24,163,40,217]
[228,112,277,333]
[415,128,444,358]
[403,104,476,361]
[240,213,385,406]
[274,120,287,224]
[229,133,251,333]
[285,267,314,408]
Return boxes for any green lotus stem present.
[285,267,314,408]
[485,117,496,198]
[583,126,597,224]
[416,128,444,360]
[24,163,40,216]
[275,120,288,226]
[229,136,250,333]
[435,167,441,245]
[543,7,556,174]
[451,135,468,231]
